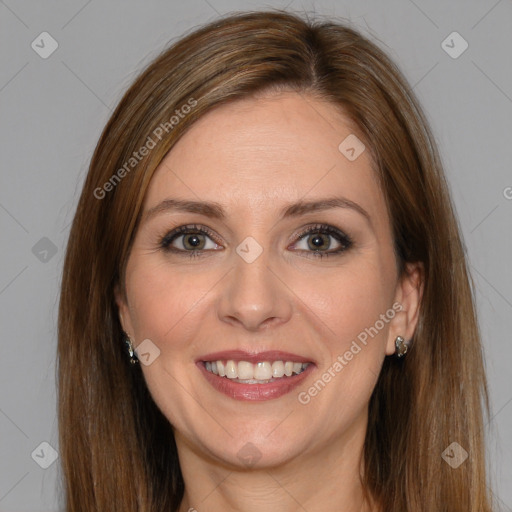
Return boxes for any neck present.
[176,413,378,512]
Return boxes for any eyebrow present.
[142,197,372,226]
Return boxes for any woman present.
[58,10,493,511]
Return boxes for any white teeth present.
[225,360,237,379]
[205,359,309,381]
[237,361,253,380]
[254,362,272,380]
[272,360,285,378]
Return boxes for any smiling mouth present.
[202,359,311,384]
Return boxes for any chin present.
[192,421,311,471]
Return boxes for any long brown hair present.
[58,10,493,511]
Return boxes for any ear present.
[385,262,424,356]
[114,282,135,339]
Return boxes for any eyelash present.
[159,223,353,259]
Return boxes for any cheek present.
[294,264,393,423]
[124,258,210,349]
[299,258,395,352]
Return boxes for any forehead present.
[144,91,386,226]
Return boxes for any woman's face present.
[117,91,421,470]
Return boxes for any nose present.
[217,246,293,332]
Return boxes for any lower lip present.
[197,362,315,401]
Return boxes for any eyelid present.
[289,223,353,253]
[160,224,222,246]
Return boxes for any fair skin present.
[116,91,423,512]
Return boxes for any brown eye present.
[307,233,332,251]
[182,233,206,250]
[291,224,353,258]
[160,225,222,254]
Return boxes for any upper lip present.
[197,350,314,364]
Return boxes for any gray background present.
[0,0,511,510]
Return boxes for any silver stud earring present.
[395,336,408,357]
[125,337,139,364]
